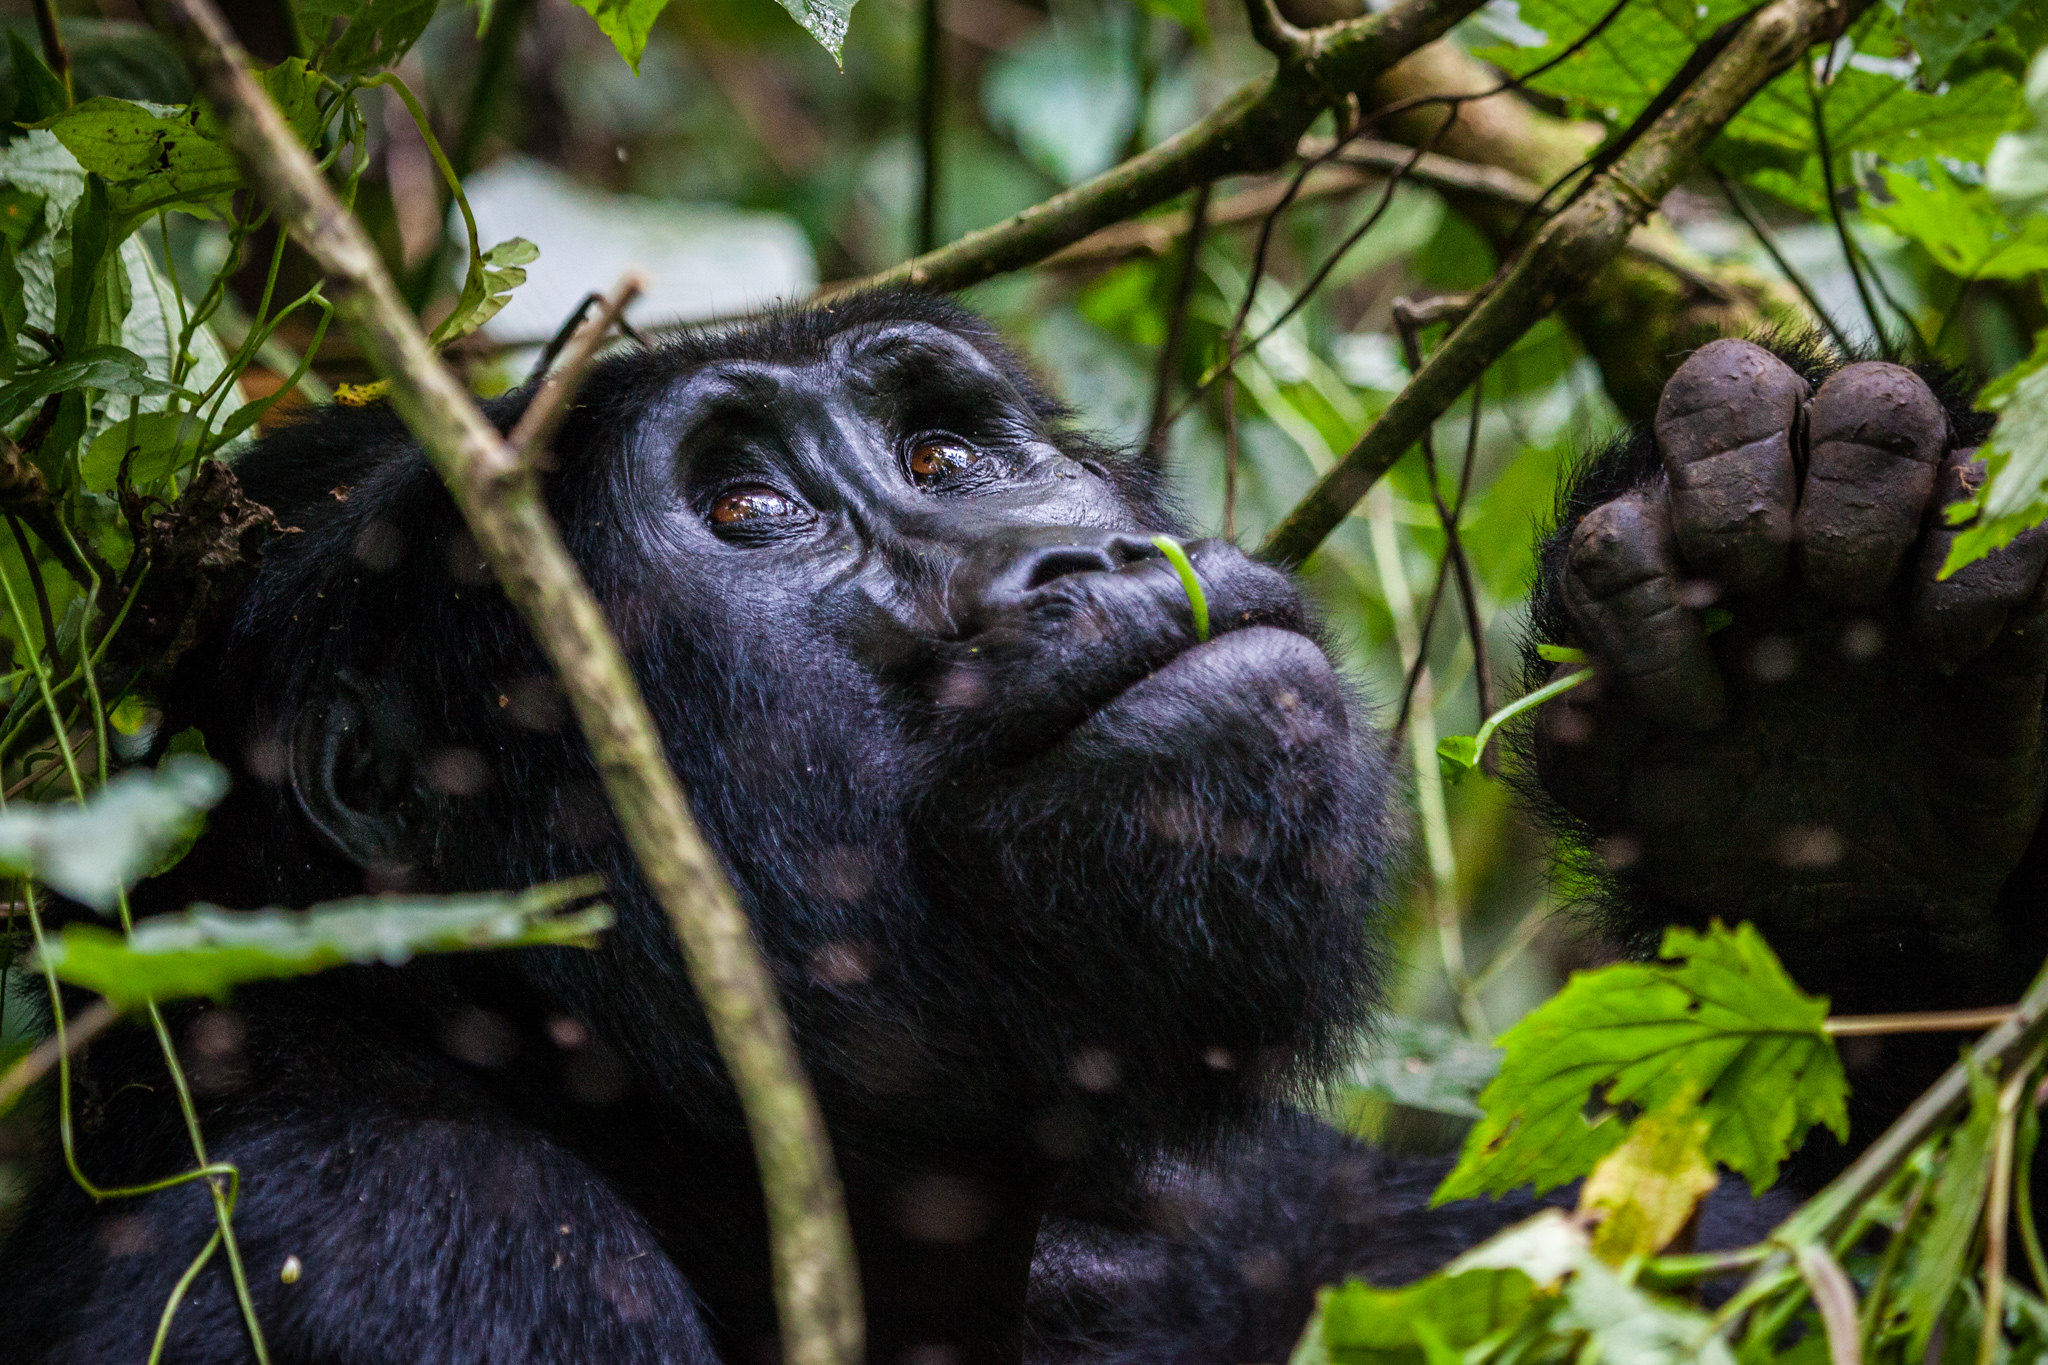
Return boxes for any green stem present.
[1149,535,1210,642]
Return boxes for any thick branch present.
[821,0,1488,298]
[1368,40,1813,420]
[1259,0,1861,568]
[145,4,863,1362]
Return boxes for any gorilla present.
[0,293,2040,1365]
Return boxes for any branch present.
[508,274,644,466]
[1260,0,1863,569]
[819,0,1489,298]
[1368,39,1815,421]
[143,5,863,1362]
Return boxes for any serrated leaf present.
[0,756,226,912]
[1868,163,2048,280]
[1892,1060,2000,1354]
[1579,1096,1719,1263]
[299,0,439,76]
[1435,922,1847,1205]
[36,882,613,1008]
[1940,331,2048,577]
[1346,1016,1501,1121]
[1902,0,2024,85]
[429,236,538,347]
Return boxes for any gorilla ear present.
[289,668,422,871]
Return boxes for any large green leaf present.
[0,345,173,430]
[1435,922,1848,1204]
[1902,0,2025,85]
[1867,162,2048,280]
[37,882,613,1008]
[1306,1266,1542,1365]
[0,756,226,912]
[37,61,324,225]
[298,0,438,76]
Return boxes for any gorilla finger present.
[1655,339,1807,592]
[1796,363,1948,605]
[1909,452,2048,669]
[1561,490,1726,729]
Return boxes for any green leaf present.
[0,186,45,249]
[1940,330,2048,576]
[1344,1016,1501,1121]
[79,406,202,492]
[0,755,227,912]
[1868,162,2048,280]
[299,0,439,76]
[1535,643,1586,664]
[36,881,614,1008]
[1555,1256,1736,1365]
[1435,922,1848,1205]
[38,63,323,226]
[1312,1266,1542,1365]
[54,172,119,355]
[566,0,672,72]
[1436,733,1478,781]
[5,32,70,129]
[0,344,174,429]
[771,0,856,64]
[1893,1060,2000,1354]
[1989,47,2048,216]
[429,236,538,347]
[0,235,22,382]
[1902,0,2025,85]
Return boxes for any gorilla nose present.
[949,527,1166,622]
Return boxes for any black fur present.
[0,307,2023,1364]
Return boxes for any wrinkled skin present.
[1,305,2040,1365]
[1530,340,2048,1016]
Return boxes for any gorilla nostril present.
[1022,546,1120,591]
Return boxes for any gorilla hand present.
[1533,340,2048,1003]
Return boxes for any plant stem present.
[824,0,1487,298]
[915,0,943,255]
[1258,0,1867,568]
[32,0,71,101]
[145,3,864,1361]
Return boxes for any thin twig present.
[1807,68,1890,360]
[1260,0,1868,569]
[145,4,862,1361]
[822,0,1489,298]
[1712,168,1853,357]
[5,514,60,679]
[508,274,645,466]
[1825,1006,2018,1037]
[1143,182,1212,465]
[0,998,116,1113]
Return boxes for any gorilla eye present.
[907,437,980,487]
[710,485,804,528]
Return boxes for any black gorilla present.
[0,297,2037,1364]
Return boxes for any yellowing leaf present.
[1435,922,1847,1205]
[1579,1097,1719,1263]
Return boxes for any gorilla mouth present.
[1057,625,1347,753]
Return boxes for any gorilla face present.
[178,295,1396,1168]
